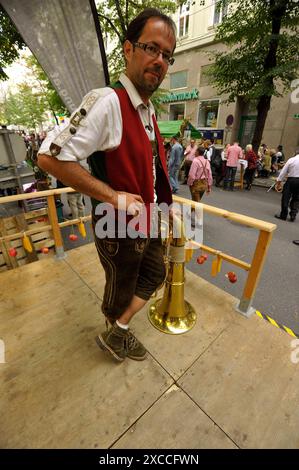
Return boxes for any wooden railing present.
[0,188,276,317]
[174,195,276,317]
[0,188,91,261]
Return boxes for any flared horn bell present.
[148,214,196,334]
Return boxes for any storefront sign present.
[161,88,199,103]
[198,129,224,145]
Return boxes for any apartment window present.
[178,2,190,37]
[170,71,188,90]
[198,99,220,128]
[169,103,185,121]
[213,0,228,25]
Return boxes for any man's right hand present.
[114,191,144,216]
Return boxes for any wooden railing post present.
[47,195,66,259]
[236,230,273,317]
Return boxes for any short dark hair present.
[125,8,176,49]
[197,146,205,156]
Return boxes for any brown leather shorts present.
[92,213,166,320]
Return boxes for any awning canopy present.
[157,120,202,139]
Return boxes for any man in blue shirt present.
[168,136,183,194]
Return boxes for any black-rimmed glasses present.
[133,42,175,65]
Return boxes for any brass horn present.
[148,213,196,334]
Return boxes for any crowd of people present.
[0,129,85,219]
[165,135,299,227]
[22,131,49,189]
[1,127,293,224]
[165,137,286,202]
[22,131,47,152]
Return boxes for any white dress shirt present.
[38,73,155,162]
[38,73,158,201]
[277,154,299,181]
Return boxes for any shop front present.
[160,85,225,146]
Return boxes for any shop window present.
[178,2,190,37]
[169,103,185,121]
[213,0,228,25]
[198,100,219,128]
[170,71,188,90]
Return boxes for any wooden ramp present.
[1,243,299,449]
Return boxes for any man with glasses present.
[38,9,176,363]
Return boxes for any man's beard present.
[143,80,160,93]
[134,78,160,97]
[138,68,163,94]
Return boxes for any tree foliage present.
[1,84,47,129]
[209,0,299,102]
[0,5,66,127]
[207,0,299,150]
[0,5,26,80]
[0,54,68,129]
[24,55,68,120]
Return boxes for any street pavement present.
[176,181,299,335]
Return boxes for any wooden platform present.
[1,243,299,449]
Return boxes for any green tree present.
[1,84,47,129]
[0,6,66,125]
[97,0,182,115]
[0,5,26,80]
[24,55,68,123]
[207,0,299,152]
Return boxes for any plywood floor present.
[1,243,299,449]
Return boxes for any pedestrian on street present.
[261,148,271,177]
[187,146,212,202]
[183,139,197,183]
[270,148,278,174]
[56,179,85,220]
[276,145,285,166]
[168,135,183,194]
[37,8,176,362]
[244,144,258,190]
[223,141,243,191]
[275,149,299,222]
[215,143,229,187]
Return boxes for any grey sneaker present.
[95,323,127,362]
[125,331,147,361]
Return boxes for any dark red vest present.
[90,86,172,234]
[106,87,172,203]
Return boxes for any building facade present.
[160,0,299,157]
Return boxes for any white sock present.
[116,320,129,330]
